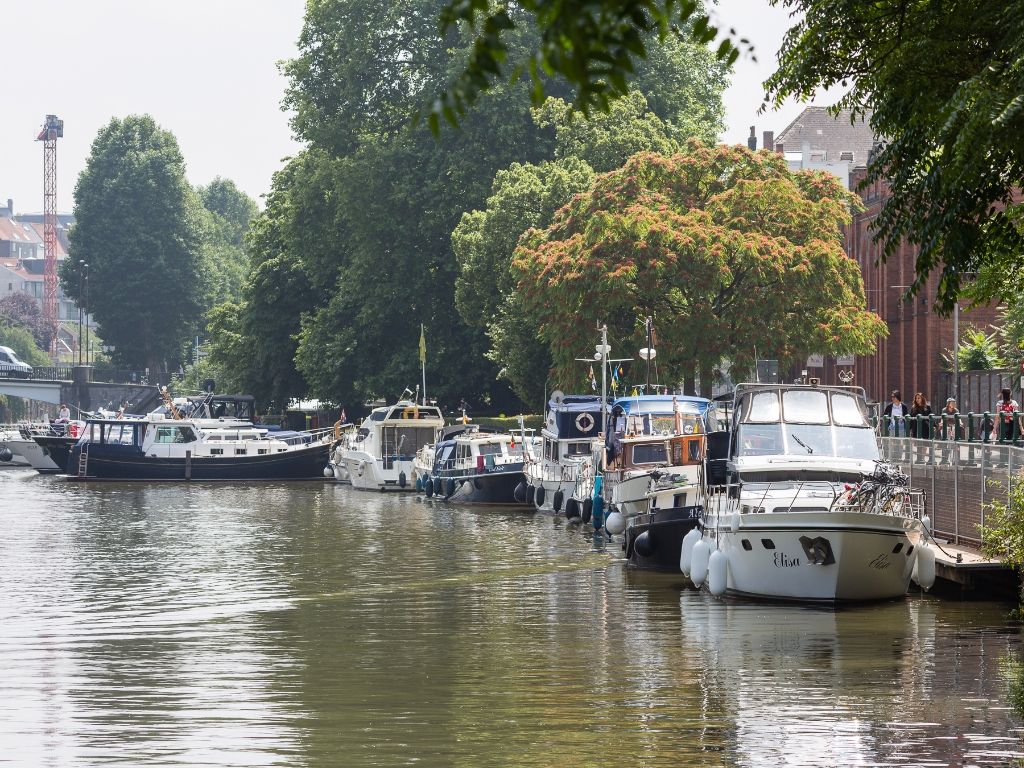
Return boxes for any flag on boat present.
[612,364,621,390]
[589,366,597,391]
[340,408,347,424]
[419,324,426,364]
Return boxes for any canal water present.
[1,470,1022,767]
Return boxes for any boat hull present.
[624,505,701,571]
[32,435,79,474]
[68,442,332,481]
[704,511,920,603]
[343,452,415,491]
[430,468,526,505]
[5,436,59,472]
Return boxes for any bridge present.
[0,365,161,413]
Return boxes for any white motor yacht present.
[682,383,931,603]
[337,400,444,491]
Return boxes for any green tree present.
[453,79,724,403]
[513,142,886,395]
[764,0,1024,313]
[979,472,1024,610]
[60,115,206,373]
[943,327,1006,372]
[0,324,51,367]
[197,178,259,307]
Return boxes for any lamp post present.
[77,260,86,366]
[82,261,90,367]
[952,301,959,401]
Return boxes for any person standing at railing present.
[996,387,1020,442]
[881,390,908,462]
[882,390,907,437]
[939,397,963,464]
[909,393,933,438]
[909,393,933,463]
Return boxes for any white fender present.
[921,515,932,535]
[605,511,626,535]
[916,545,936,591]
[690,539,711,586]
[708,549,728,597]
[323,466,334,478]
[680,528,701,576]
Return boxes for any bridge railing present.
[24,366,73,380]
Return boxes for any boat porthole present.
[892,542,904,554]
[761,539,775,550]
[741,539,752,551]
[906,545,914,556]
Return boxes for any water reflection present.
[0,472,1021,766]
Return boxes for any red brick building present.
[763,107,1002,408]
[845,170,1001,408]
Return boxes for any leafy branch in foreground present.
[428,0,747,132]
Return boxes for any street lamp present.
[82,262,90,367]
[78,260,86,366]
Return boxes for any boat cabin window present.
[154,425,197,444]
[382,426,436,457]
[746,391,780,422]
[782,389,829,423]
[478,442,503,456]
[670,436,702,464]
[369,410,388,421]
[831,392,867,426]
[736,423,784,456]
[102,423,141,446]
[649,415,675,435]
[565,442,590,457]
[631,442,667,465]
[437,444,455,465]
[544,439,556,462]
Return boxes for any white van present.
[0,346,33,378]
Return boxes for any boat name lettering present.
[868,554,891,570]
[773,552,801,568]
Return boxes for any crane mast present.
[36,114,63,356]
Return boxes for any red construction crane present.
[36,114,63,356]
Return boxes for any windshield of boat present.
[631,442,667,465]
[735,388,877,460]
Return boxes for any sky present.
[0,0,840,215]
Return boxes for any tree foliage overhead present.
[764,0,1024,313]
[432,0,744,128]
[512,142,886,394]
[61,115,206,373]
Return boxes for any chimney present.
[763,131,774,153]
[5,199,11,217]
[747,126,757,151]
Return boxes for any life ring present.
[69,422,80,438]
[575,412,595,433]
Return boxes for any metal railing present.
[874,412,1024,445]
[879,435,1023,547]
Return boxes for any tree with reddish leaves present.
[0,292,49,348]
[513,141,886,395]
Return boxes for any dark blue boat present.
[423,425,529,505]
[66,417,333,481]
